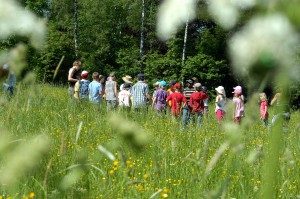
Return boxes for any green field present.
[0,84,299,199]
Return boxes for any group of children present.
[72,67,288,128]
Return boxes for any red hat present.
[81,70,89,78]
[174,83,181,89]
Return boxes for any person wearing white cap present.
[215,86,227,121]
[189,83,208,127]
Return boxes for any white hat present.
[215,86,225,95]
[193,83,202,88]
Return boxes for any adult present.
[120,75,133,91]
[130,73,150,111]
[68,60,82,99]
[105,72,118,111]
[182,79,195,127]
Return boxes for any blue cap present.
[159,81,166,87]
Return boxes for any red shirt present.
[189,91,208,113]
[166,92,186,116]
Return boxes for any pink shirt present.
[233,97,244,117]
[260,101,269,119]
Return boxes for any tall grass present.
[0,84,299,198]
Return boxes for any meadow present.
[0,84,299,199]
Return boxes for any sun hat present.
[233,85,242,91]
[123,82,131,89]
[81,70,89,78]
[122,75,133,83]
[159,81,167,87]
[174,83,181,89]
[234,89,242,94]
[215,86,225,95]
[193,83,202,88]
[186,79,194,84]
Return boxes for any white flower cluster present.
[157,0,197,40]
[207,0,257,29]
[228,14,299,78]
[0,0,46,49]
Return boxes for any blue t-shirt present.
[89,81,102,103]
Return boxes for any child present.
[202,86,209,115]
[190,83,208,127]
[232,89,244,124]
[88,72,102,105]
[152,81,168,114]
[233,85,245,117]
[259,92,269,127]
[166,83,186,117]
[105,72,118,111]
[74,71,90,102]
[215,86,226,122]
[118,83,132,110]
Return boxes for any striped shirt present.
[183,87,194,105]
[131,81,149,108]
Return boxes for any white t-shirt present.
[118,90,131,107]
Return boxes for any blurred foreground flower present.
[229,14,299,81]
[0,134,49,186]
[157,0,197,40]
[108,114,151,150]
[208,0,257,29]
[0,0,46,48]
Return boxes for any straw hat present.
[122,75,133,83]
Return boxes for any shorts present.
[216,109,224,121]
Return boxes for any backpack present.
[79,80,90,99]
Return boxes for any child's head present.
[123,83,131,90]
[92,72,99,80]
[259,93,267,101]
[173,83,181,91]
[215,86,225,96]
[193,83,202,91]
[81,71,89,79]
[99,75,105,83]
[159,81,167,89]
[233,89,242,97]
[201,86,207,92]
[110,72,116,80]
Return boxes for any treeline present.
[0,0,299,108]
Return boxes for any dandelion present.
[29,192,35,198]
[160,193,168,198]
[143,173,149,179]
[109,170,114,175]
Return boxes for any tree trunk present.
[140,0,145,72]
[182,19,189,66]
[74,0,79,57]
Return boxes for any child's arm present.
[215,95,220,106]
[152,97,157,108]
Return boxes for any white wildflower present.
[229,13,298,77]
[157,0,197,40]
